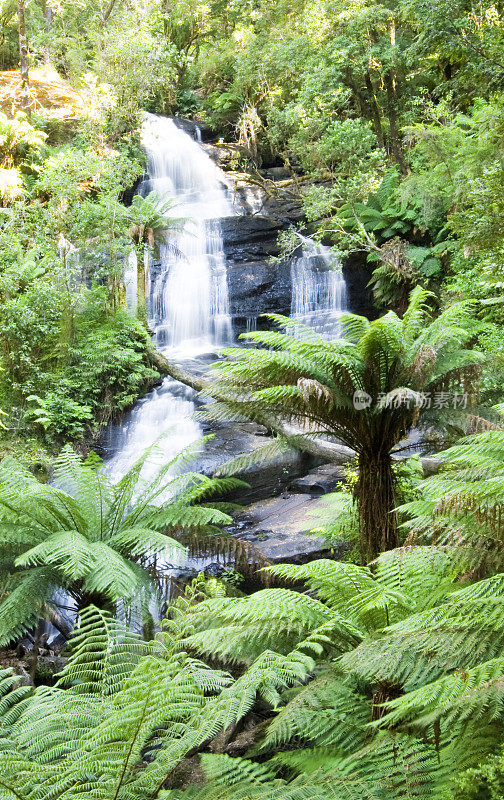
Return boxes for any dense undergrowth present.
[0,75,162,460]
[1,0,504,457]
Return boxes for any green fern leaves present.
[1,545,504,800]
[209,292,484,560]
[0,440,242,645]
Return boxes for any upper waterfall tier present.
[140,113,234,354]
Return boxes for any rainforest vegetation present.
[1,0,504,798]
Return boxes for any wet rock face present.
[228,493,348,563]
[155,124,376,328]
[289,463,347,495]
[228,260,292,322]
[201,142,246,168]
[220,215,376,333]
[222,215,376,333]
[172,116,214,142]
[220,215,293,332]
[261,191,305,223]
[342,251,376,319]
[220,215,287,260]
[195,420,320,504]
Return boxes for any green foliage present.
[405,99,504,246]
[331,170,448,310]
[0,111,46,204]
[1,4,504,800]
[0,111,46,169]
[184,551,504,799]
[25,392,93,439]
[0,276,159,443]
[400,423,504,574]
[125,192,184,256]
[0,124,159,448]
[0,575,322,799]
[35,143,142,240]
[0,544,502,800]
[210,289,484,560]
[174,0,504,329]
[58,309,159,430]
[0,441,243,645]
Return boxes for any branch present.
[101,0,119,26]
[150,350,443,476]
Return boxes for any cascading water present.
[290,235,347,338]
[106,114,235,482]
[142,113,233,353]
[124,249,138,315]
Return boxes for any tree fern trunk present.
[77,592,115,616]
[384,72,407,174]
[355,451,398,562]
[364,72,385,151]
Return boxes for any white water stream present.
[107,117,348,514]
[141,114,233,353]
[107,114,235,482]
[290,235,347,338]
[47,119,351,638]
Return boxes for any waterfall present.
[104,378,201,485]
[290,236,347,338]
[140,113,233,355]
[108,114,235,480]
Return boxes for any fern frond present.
[57,606,147,697]
[262,669,370,752]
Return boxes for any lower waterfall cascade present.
[107,113,236,481]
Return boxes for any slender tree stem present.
[17,1,31,120]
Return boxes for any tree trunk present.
[29,620,44,686]
[150,349,437,547]
[162,1,172,37]
[384,72,407,174]
[137,248,148,321]
[18,0,31,119]
[101,0,119,26]
[43,0,53,33]
[354,450,398,563]
[344,67,365,117]
[364,72,385,150]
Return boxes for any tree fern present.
[400,425,504,573]
[57,606,148,696]
[1,550,503,800]
[0,440,244,644]
[209,290,484,560]
[261,670,371,753]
